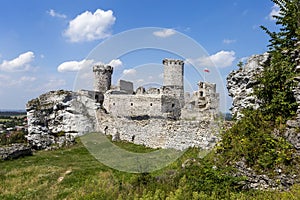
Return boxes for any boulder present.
[0,143,32,160]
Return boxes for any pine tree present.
[255,0,300,122]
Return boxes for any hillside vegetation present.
[1,139,300,200]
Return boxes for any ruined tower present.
[162,59,184,107]
[93,64,113,93]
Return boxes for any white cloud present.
[123,69,136,75]
[19,76,36,82]
[186,50,236,68]
[0,51,35,72]
[0,75,36,87]
[268,4,280,21]
[64,9,116,42]
[137,79,145,84]
[153,29,176,38]
[47,9,67,19]
[57,59,94,72]
[239,56,249,63]
[109,59,123,68]
[223,39,236,44]
[43,78,66,91]
[57,58,122,72]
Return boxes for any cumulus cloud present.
[57,59,94,72]
[187,50,236,68]
[57,59,122,72]
[223,39,236,44]
[64,9,116,42]
[109,59,123,68]
[47,9,67,19]
[153,29,176,38]
[268,4,280,21]
[123,69,136,75]
[0,51,35,72]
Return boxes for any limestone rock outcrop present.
[285,41,300,150]
[26,90,100,149]
[0,143,32,160]
[227,53,270,118]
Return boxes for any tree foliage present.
[256,0,300,122]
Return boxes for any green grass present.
[0,139,300,200]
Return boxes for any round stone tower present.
[93,64,113,93]
[162,59,185,107]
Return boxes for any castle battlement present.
[93,64,113,73]
[93,64,113,94]
[91,58,219,120]
[162,58,184,66]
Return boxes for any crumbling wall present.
[119,80,134,94]
[98,110,220,150]
[103,93,163,118]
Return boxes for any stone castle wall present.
[98,111,220,150]
[103,93,181,119]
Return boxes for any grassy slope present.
[0,139,300,200]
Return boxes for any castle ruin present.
[90,58,219,121]
[26,58,221,150]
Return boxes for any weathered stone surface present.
[234,159,297,190]
[0,143,32,160]
[26,90,100,150]
[98,110,220,150]
[284,42,300,151]
[227,53,270,118]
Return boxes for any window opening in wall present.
[113,103,115,106]
[131,103,133,106]
[172,103,175,108]
[200,91,204,97]
[150,103,153,106]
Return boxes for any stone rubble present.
[234,159,296,190]
[0,143,32,160]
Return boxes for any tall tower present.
[93,64,113,93]
[163,59,184,107]
[163,59,184,87]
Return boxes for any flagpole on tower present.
[204,68,210,81]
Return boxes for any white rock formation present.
[26,90,100,149]
[227,53,270,118]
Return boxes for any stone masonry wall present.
[98,110,220,150]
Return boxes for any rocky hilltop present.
[227,53,270,118]
[26,90,99,149]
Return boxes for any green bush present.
[0,130,26,146]
[216,109,296,173]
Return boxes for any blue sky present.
[0,0,279,111]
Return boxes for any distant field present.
[0,111,26,117]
